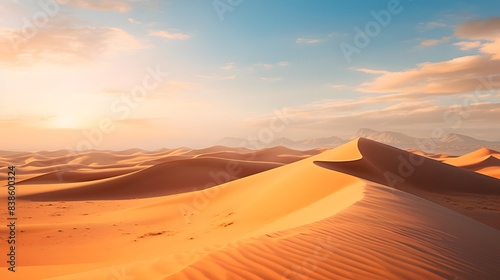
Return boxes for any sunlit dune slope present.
[157,185,500,280]
[443,147,500,179]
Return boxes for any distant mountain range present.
[218,128,500,155]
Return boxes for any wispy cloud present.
[259,76,283,82]
[221,62,235,70]
[128,17,141,24]
[127,17,154,27]
[357,55,500,94]
[113,117,169,127]
[355,68,390,75]
[196,74,236,81]
[418,36,452,48]
[249,99,500,139]
[254,61,290,69]
[327,84,347,89]
[152,81,200,95]
[0,24,145,66]
[454,41,482,50]
[66,0,133,12]
[416,21,447,32]
[103,80,200,98]
[357,17,500,95]
[148,30,191,40]
[296,37,321,44]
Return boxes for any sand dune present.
[1,138,500,279]
[316,138,500,194]
[18,158,283,200]
[452,155,500,172]
[159,185,500,280]
[195,146,322,164]
[44,185,500,279]
[442,147,500,179]
[19,166,144,184]
[444,147,500,166]
[1,141,363,279]
[407,149,452,161]
[182,146,254,156]
[316,138,500,229]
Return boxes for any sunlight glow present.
[50,114,85,129]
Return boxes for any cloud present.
[357,56,500,94]
[196,74,236,82]
[103,80,199,98]
[259,76,282,82]
[454,17,500,60]
[0,24,145,66]
[254,61,290,69]
[355,68,390,75]
[455,17,500,40]
[127,17,154,27]
[0,2,19,14]
[150,81,200,96]
[356,18,500,95]
[296,37,321,44]
[249,93,431,125]
[148,30,191,40]
[481,39,500,60]
[221,62,235,70]
[454,41,482,50]
[128,17,141,24]
[416,21,447,32]
[327,84,347,89]
[249,99,500,140]
[418,36,452,48]
[113,118,167,126]
[248,17,500,140]
[65,0,133,12]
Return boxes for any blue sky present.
[1,0,500,150]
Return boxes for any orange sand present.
[1,139,499,279]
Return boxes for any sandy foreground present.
[1,138,500,279]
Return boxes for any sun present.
[50,113,86,129]
[52,117,80,129]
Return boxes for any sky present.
[1,0,500,151]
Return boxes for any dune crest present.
[315,138,500,194]
[441,147,500,179]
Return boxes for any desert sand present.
[1,138,500,279]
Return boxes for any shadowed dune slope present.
[18,167,144,184]
[315,138,500,195]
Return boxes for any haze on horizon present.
[1,0,500,151]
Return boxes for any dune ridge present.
[315,138,500,194]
